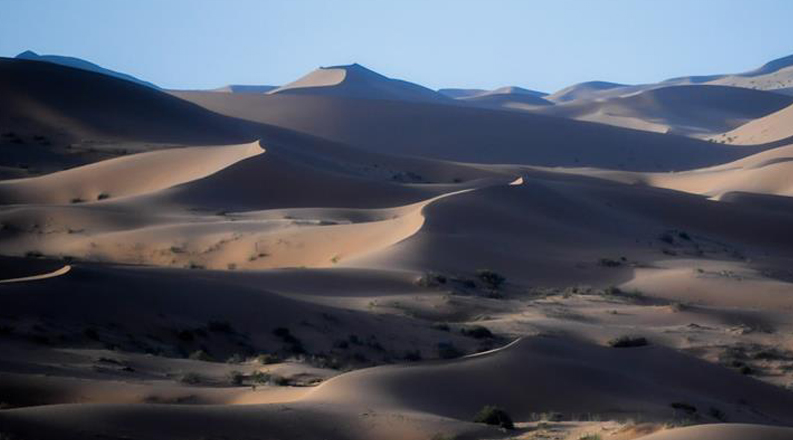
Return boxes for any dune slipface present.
[2,44,793,440]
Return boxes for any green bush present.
[473,405,514,429]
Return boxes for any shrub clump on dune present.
[476,269,506,290]
[473,405,514,429]
[607,335,649,348]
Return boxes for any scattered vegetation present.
[251,371,271,384]
[207,320,234,333]
[598,257,625,267]
[670,402,697,414]
[578,434,602,440]
[97,192,110,200]
[178,372,203,384]
[24,250,44,258]
[432,322,451,332]
[188,350,214,362]
[226,353,245,364]
[473,405,514,430]
[273,327,305,354]
[607,335,649,348]
[460,325,494,339]
[403,349,422,361]
[476,269,506,289]
[708,406,727,421]
[227,370,244,386]
[437,341,463,359]
[417,272,448,288]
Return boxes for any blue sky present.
[1,0,792,92]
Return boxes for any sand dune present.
[546,80,635,102]
[537,85,793,136]
[4,49,793,440]
[307,335,793,424]
[0,141,263,204]
[15,50,158,89]
[637,423,793,440]
[0,58,255,145]
[172,91,760,171]
[0,264,70,284]
[209,84,277,93]
[268,63,449,103]
[557,142,793,199]
[712,102,793,145]
[459,91,552,111]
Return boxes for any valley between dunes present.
[2,56,793,440]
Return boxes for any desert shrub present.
[273,327,297,343]
[273,327,305,353]
[226,353,245,364]
[417,272,447,287]
[579,434,602,440]
[432,322,450,332]
[598,258,622,267]
[608,335,648,348]
[437,342,463,359]
[70,197,84,204]
[251,371,271,383]
[602,286,644,302]
[227,370,244,386]
[708,406,726,421]
[658,232,675,244]
[83,327,100,340]
[207,320,234,333]
[176,329,194,341]
[404,349,422,361]
[476,269,505,289]
[24,250,43,258]
[671,402,697,414]
[270,374,290,386]
[461,326,494,339]
[179,372,202,384]
[188,350,214,362]
[473,405,514,429]
[97,192,110,200]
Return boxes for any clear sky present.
[1,0,792,92]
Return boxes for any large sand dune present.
[712,102,793,145]
[537,85,793,136]
[268,63,449,103]
[172,90,761,170]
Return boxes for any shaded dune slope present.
[172,91,760,171]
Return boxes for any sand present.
[2,53,793,440]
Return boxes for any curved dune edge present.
[38,176,516,270]
[635,423,793,440]
[268,67,347,94]
[549,143,793,199]
[0,141,264,205]
[0,264,70,284]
